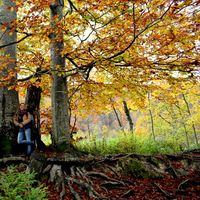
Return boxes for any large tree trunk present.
[25,85,46,150]
[0,0,19,157]
[50,0,70,151]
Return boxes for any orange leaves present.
[0,0,198,121]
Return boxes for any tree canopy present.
[0,0,199,147]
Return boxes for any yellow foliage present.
[134,116,148,136]
[0,0,199,127]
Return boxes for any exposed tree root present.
[177,179,191,191]
[100,181,125,189]
[49,164,65,200]
[177,179,200,191]
[120,189,135,198]
[153,183,175,199]
[85,171,120,182]
[165,161,178,178]
[67,180,82,200]
[0,149,199,199]
[0,156,28,165]
[66,176,106,199]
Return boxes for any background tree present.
[0,0,199,152]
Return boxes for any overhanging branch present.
[0,33,32,49]
[17,69,49,82]
[106,3,173,60]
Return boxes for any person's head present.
[19,103,27,111]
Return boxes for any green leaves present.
[0,166,47,200]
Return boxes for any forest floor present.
[45,169,200,200]
[42,149,200,200]
[0,149,200,200]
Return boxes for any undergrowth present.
[0,165,47,200]
[75,131,198,155]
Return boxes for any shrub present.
[0,166,47,200]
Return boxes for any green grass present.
[75,131,198,155]
[40,130,199,155]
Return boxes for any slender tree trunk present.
[182,94,199,146]
[149,109,156,141]
[0,0,19,156]
[112,105,124,131]
[183,123,190,148]
[87,118,91,137]
[175,103,190,149]
[123,100,134,133]
[164,105,178,136]
[50,1,70,151]
[110,98,124,131]
[148,93,156,142]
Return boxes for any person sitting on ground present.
[13,103,34,156]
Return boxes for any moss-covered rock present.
[117,157,163,178]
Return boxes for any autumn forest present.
[0,0,199,199]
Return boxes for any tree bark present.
[25,85,41,126]
[182,94,199,146]
[50,0,70,151]
[175,103,190,148]
[148,93,156,142]
[0,0,19,156]
[0,0,19,127]
[25,84,46,150]
[123,100,134,133]
[112,105,124,131]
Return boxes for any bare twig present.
[153,183,174,198]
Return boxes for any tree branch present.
[17,69,49,82]
[0,33,32,49]
[106,3,173,60]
